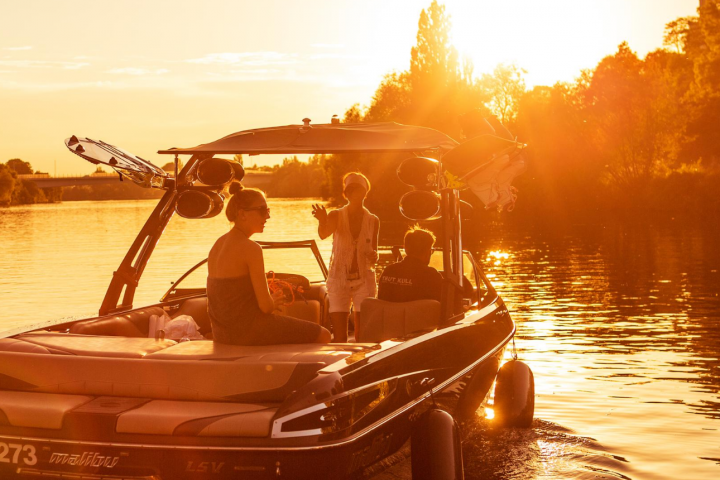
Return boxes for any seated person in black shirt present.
[378,227,442,302]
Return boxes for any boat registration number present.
[0,442,38,466]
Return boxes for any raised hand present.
[311,203,328,224]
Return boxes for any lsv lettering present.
[186,461,224,473]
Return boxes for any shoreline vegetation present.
[3,1,719,224]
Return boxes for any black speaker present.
[196,158,243,187]
[399,191,441,221]
[397,157,439,190]
[175,190,224,219]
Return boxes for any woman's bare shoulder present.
[209,233,229,256]
[209,233,260,276]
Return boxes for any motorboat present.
[0,119,534,480]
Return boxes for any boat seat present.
[145,340,369,364]
[298,284,327,303]
[115,400,277,437]
[0,337,71,355]
[356,299,441,343]
[0,351,324,403]
[69,306,166,337]
[0,391,92,429]
[170,297,212,334]
[12,332,177,358]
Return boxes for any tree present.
[363,72,412,123]
[515,82,598,216]
[581,43,659,188]
[265,155,326,197]
[343,104,365,123]
[0,164,15,206]
[6,158,33,175]
[681,1,720,167]
[479,64,527,127]
[161,160,184,174]
[663,16,697,53]
[410,1,459,91]
[692,0,720,97]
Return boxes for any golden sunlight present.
[448,0,695,86]
[487,251,511,265]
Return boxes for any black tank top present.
[206,275,264,344]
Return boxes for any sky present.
[0,0,700,175]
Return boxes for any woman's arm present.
[366,216,380,265]
[371,216,379,252]
[246,242,283,314]
[313,205,339,240]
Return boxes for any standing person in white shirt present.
[311,172,379,342]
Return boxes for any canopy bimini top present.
[157,121,459,155]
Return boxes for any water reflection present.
[469,222,720,479]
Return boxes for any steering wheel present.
[266,272,310,306]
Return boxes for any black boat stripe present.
[172,406,277,436]
[0,373,38,391]
[0,407,9,426]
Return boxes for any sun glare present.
[487,251,510,265]
[449,1,626,86]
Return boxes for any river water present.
[1,199,719,479]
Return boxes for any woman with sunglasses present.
[311,172,379,342]
[207,182,331,345]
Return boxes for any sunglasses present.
[243,205,270,216]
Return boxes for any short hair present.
[225,182,266,223]
[404,226,436,257]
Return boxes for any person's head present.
[225,182,269,235]
[342,172,370,204]
[404,226,436,265]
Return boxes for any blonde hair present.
[225,182,266,223]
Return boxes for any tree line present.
[0,159,62,207]
[317,0,720,222]
[4,0,718,223]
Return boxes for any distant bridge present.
[18,171,273,188]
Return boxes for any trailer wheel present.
[411,408,464,480]
[493,359,535,427]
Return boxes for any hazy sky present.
[0,0,699,174]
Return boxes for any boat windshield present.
[162,241,327,301]
[428,250,478,290]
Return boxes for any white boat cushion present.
[0,351,315,402]
[116,400,277,437]
[0,337,65,354]
[69,306,166,337]
[15,332,177,358]
[144,340,362,364]
[0,391,92,429]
